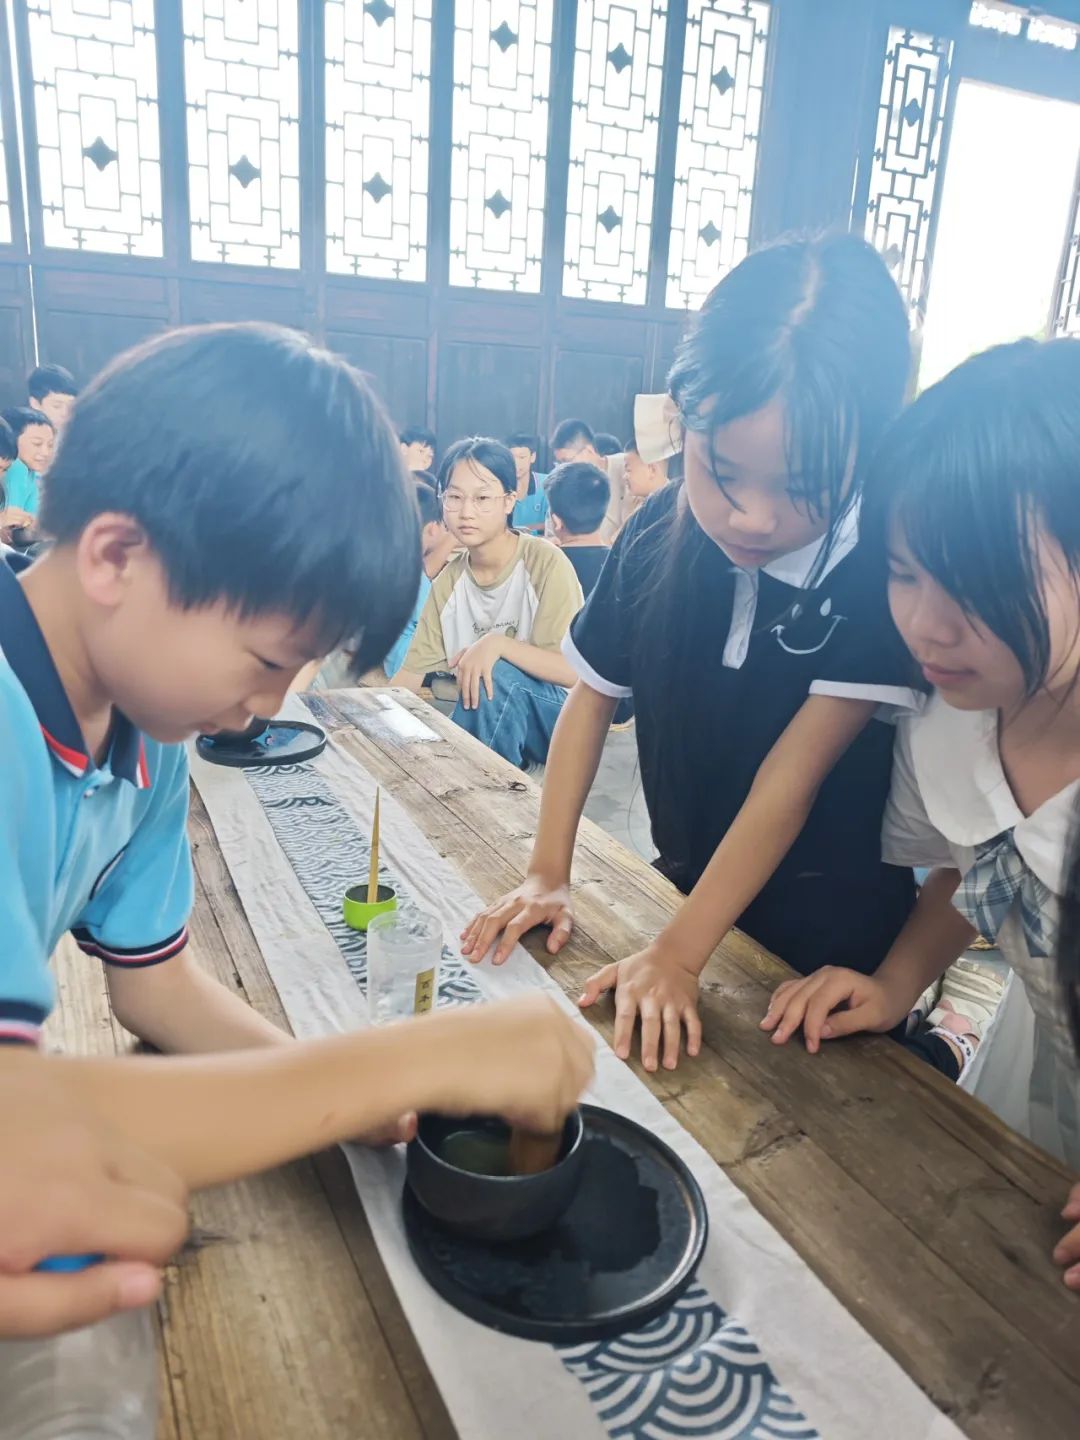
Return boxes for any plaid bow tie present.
[951,830,1053,958]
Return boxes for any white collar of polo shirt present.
[721,501,861,670]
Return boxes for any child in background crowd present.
[505,431,550,534]
[546,460,611,598]
[0,416,26,546]
[463,236,922,1076]
[764,338,1080,1178]
[551,417,604,470]
[394,437,582,768]
[593,433,622,470]
[1,407,55,521]
[28,363,78,431]
[382,479,452,679]
[623,437,670,526]
[399,425,436,473]
[0,326,593,1316]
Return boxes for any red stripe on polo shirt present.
[0,1019,42,1045]
[40,725,90,776]
[136,741,151,790]
[75,926,189,967]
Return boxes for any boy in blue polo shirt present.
[1,406,54,520]
[0,323,593,1327]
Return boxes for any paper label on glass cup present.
[414,968,437,1014]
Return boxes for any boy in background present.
[382,478,451,677]
[399,424,436,473]
[545,461,610,598]
[505,430,549,533]
[0,416,24,545]
[551,417,604,470]
[593,433,622,470]
[623,437,670,525]
[0,325,594,1313]
[1,406,55,520]
[29,363,78,431]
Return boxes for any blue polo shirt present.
[4,459,40,516]
[512,472,550,532]
[0,555,193,1045]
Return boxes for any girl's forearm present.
[500,637,577,688]
[529,681,616,880]
[657,695,879,970]
[875,867,975,1006]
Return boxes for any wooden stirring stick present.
[508,1127,562,1176]
[367,788,381,904]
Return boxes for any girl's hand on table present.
[578,944,702,1073]
[1053,1182,1080,1290]
[460,875,574,966]
[761,967,911,1053]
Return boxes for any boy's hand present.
[0,1066,189,1337]
[460,875,574,965]
[1053,1182,1080,1290]
[579,944,702,1073]
[451,634,506,710]
[425,995,594,1135]
[760,967,911,1053]
[350,1112,417,1147]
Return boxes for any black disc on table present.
[402,1104,708,1344]
[195,720,327,769]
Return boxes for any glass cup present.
[366,908,442,1025]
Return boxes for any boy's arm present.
[0,994,593,1191]
[106,951,289,1053]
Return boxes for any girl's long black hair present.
[1062,807,1080,1059]
[861,337,1080,697]
[635,233,911,875]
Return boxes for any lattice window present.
[325,0,431,281]
[448,1,553,292]
[23,0,163,255]
[562,0,667,304]
[863,28,953,325]
[1053,157,1080,336]
[0,87,11,245]
[183,0,300,267]
[666,0,769,310]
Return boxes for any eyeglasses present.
[442,492,506,513]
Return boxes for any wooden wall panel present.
[551,348,643,446]
[326,331,429,430]
[34,310,166,389]
[436,341,542,458]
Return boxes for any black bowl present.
[208,717,271,745]
[407,1111,584,1243]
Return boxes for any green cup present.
[343,883,398,932]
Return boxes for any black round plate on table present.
[195,720,327,769]
[402,1104,708,1343]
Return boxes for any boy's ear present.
[75,513,152,609]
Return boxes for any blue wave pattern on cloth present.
[560,1283,818,1440]
[242,761,819,1440]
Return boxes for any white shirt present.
[884,693,1080,1165]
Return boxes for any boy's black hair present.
[504,431,539,454]
[39,322,420,675]
[545,461,609,535]
[413,469,437,490]
[28,363,77,401]
[594,432,622,457]
[400,424,436,449]
[414,477,443,528]
[863,336,1080,699]
[0,416,16,464]
[3,406,54,439]
[551,417,595,452]
[436,436,518,499]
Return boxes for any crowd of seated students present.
[0,364,78,549]
[379,412,672,767]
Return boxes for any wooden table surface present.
[46,687,1079,1440]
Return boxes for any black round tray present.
[402,1103,708,1344]
[195,719,327,769]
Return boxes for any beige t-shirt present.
[403,532,584,675]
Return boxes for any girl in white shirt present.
[763,338,1080,1278]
